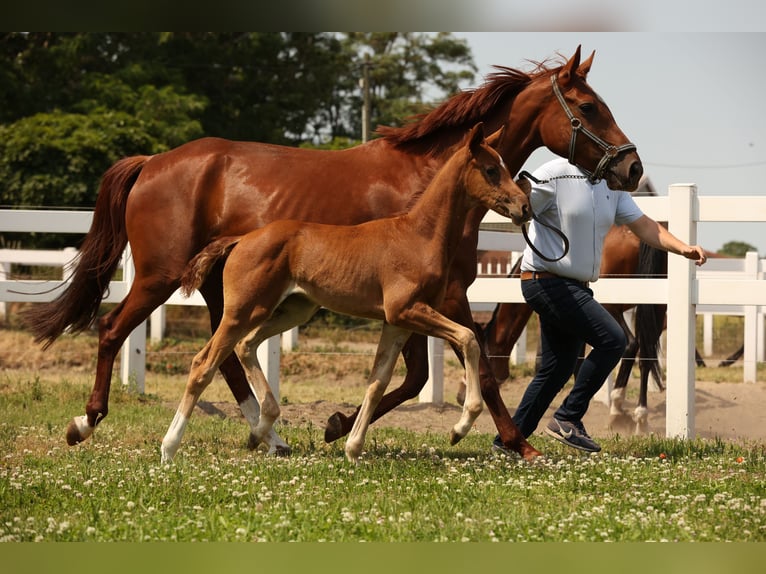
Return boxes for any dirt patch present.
[195,377,766,448]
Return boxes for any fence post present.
[0,261,8,321]
[119,246,146,393]
[665,184,697,438]
[150,306,166,342]
[743,251,758,382]
[419,336,444,403]
[703,313,713,357]
[257,335,282,403]
[281,327,299,352]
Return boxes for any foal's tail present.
[23,155,150,348]
[634,241,667,390]
[180,237,240,296]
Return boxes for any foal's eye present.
[485,166,501,184]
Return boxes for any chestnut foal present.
[161,124,530,463]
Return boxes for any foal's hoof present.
[247,433,260,451]
[324,412,348,443]
[449,429,463,446]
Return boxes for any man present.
[494,157,707,453]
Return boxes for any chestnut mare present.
[160,125,530,463]
[24,46,642,460]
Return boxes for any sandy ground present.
[198,376,766,448]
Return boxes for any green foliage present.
[0,32,476,248]
[719,240,759,257]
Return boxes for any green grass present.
[1,374,764,542]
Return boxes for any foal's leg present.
[235,294,321,453]
[198,277,315,455]
[435,291,538,457]
[388,302,484,445]
[161,322,249,463]
[345,324,410,463]
[324,333,430,443]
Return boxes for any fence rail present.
[1,185,765,439]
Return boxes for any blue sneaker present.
[545,418,601,453]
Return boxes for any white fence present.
[1,185,765,439]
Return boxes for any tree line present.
[0,32,475,248]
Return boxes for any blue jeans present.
[512,276,627,438]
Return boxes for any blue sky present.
[454,32,766,255]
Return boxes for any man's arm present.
[627,215,708,266]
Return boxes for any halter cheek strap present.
[551,73,636,184]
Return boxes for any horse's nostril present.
[629,160,644,181]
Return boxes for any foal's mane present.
[377,58,564,151]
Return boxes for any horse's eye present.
[579,102,596,115]
[485,166,501,184]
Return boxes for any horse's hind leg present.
[67,278,176,445]
[198,278,316,455]
[345,324,410,463]
[234,294,321,454]
[161,322,248,463]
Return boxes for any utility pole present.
[360,54,371,143]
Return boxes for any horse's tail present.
[634,240,668,389]
[180,237,240,296]
[23,155,150,348]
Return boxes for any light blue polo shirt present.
[521,158,644,283]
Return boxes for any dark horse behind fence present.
[160,124,530,463]
[24,46,642,460]
[480,225,717,435]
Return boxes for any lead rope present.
[517,170,572,263]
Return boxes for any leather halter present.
[551,73,636,184]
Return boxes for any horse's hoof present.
[65,421,84,446]
[324,412,347,443]
[449,429,462,446]
[522,446,544,461]
[247,432,260,451]
[270,445,292,457]
[65,416,92,446]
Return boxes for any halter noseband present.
[551,73,636,184]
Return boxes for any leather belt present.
[520,270,588,288]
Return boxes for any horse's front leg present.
[344,324,410,463]
[324,333,430,443]
[444,290,541,460]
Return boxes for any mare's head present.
[379,45,642,191]
[462,123,531,225]
[532,46,643,190]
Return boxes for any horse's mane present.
[377,57,565,148]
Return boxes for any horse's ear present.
[485,125,506,150]
[468,122,485,151]
[577,50,595,79]
[559,44,582,86]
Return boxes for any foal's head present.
[464,123,531,225]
